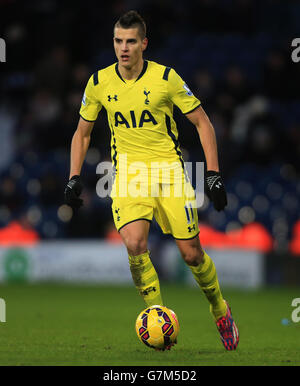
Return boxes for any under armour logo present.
[144,89,150,104]
[188,224,196,233]
[141,286,156,296]
[207,175,222,190]
[108,95,118,102]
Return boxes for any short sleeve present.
[79,74,102,122]
[167,69,201,114]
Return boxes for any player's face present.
[113,27,147,69]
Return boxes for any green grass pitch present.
[0,283,299,366]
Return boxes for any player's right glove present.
[205,170,227,212]
[64,175,83,210]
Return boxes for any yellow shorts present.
[111,179,199,240]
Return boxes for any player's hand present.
[205,170,227,211]
[64,175,83,210]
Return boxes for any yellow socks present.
[188,250,227,320]
[128,250,163,307]
[128,248,225,320]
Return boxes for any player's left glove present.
[64,175,83,210]
[205,170,227,211]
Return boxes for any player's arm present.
[64,118,94,210]
[70,72,101,177]
[167,67,227,210]
[69,117,94,178]
[166,67,219,170]
[186,106,227,211]
[185,106,219,172]
[64,73,102,209]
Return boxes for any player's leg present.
[153,178,226,318]
[175,236,227,320]
[154,178,239,350]
[119,220,163,307]
[175,236,239,350]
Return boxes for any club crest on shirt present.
[144,88,150,104]
[114,208,120,221]
[183,83,193,96]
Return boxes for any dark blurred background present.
[0,0,300,257]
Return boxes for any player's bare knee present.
[125,238,148,256]
[181,246,204,266]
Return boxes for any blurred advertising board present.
[161,242,264,288]
[0,242,131,283]
[0,241,264,287]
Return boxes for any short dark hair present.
[114,10,146,39]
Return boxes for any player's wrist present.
[64,175,83,210]
[69,175,81,181]
[206,170,220,176]
[205,170,227,212]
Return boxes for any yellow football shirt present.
[79,60,201,176]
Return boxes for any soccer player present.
[64,10,239,351]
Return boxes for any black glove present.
[64,175,83,210]
[205,170,227,211]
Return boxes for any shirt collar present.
[115,60,148,83]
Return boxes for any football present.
[135,305,179,350]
